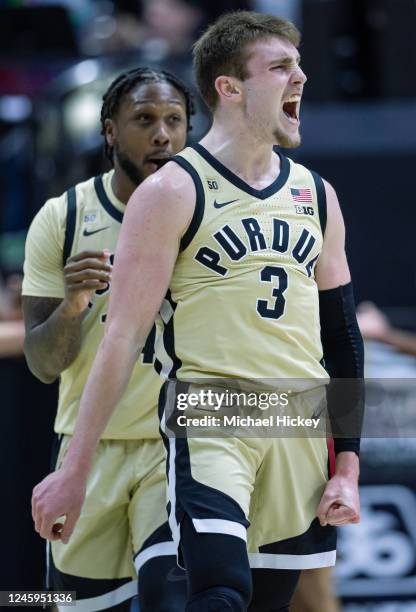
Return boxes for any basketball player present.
[32,12,363,611]
[23,68,193,611]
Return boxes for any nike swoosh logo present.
[166,567,187,582]
[83,226,110,237]
[213,199,239,209]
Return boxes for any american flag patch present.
[290,187,312,203]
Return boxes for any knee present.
[185,555,252,611]
[139,556,187,612]
[186,585,251,612]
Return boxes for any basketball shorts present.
[49,436,177,610]
[159,380,337,572]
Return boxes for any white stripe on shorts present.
[192,518,247,542]
[57,579,137,612]
[160,389,181,553]
[249,549,336,570]
[134,541,177,573]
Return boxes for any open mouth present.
[282,100,299,124]
[146,157,171,170]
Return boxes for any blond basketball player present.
[31,13,363,611]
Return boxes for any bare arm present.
[23,251,112,383]
[0,321,25,357]
[315,180,350,290]
[32,163,195,541]
[357,301,416,356]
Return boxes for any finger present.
[326,505,357,525]
[32,498,44,534]
[67,250,109,263]
[39,512,58,540]
[31,491,38,523]
[65,259,112,274]
[60,511,80,544]
[66,281,109,292]
[329,513,360,526]
[65,269,111,283]
[317,497,336,526]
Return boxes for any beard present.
[114,142,145,187]
[273,125,301,149]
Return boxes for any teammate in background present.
[32,12,363,611]
[23,68,193,612]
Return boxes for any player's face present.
[241,37,306,148]
[111,81,188,184]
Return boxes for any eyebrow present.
[268,55,301,66]
[132,99,184,106]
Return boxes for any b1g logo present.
[294,204,314,216]
[336,486,416,598]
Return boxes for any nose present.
[291,64,307,86]
[152,122,170,146]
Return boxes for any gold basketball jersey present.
[155,145,328,383]
[23,171,161,438]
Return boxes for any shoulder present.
[321,178,345,229]
[143,160,196,197]
[28,192,67,239]
[127,161,196,233]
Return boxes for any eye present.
[168,115,183,123]
[136,114,152,123]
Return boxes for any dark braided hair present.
[100,67,195,163]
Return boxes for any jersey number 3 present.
[257,265,288,320]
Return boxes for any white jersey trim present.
[249,549,336,570]
[134,541,177,573]
[57,579,136,611]
[160,398,181,554]
[192,518,247,542]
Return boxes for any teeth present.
[284,95,301,103]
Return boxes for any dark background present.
[1,1,416,609]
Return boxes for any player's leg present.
[291,567,341,612]
[129,439,187,612]
[50,436,137,611]
[181,514,252,611]
[137,550,187,612]
[247,391,336,611]
[48,554,132,612]
[159,380,263,610]
[249,568,300,611]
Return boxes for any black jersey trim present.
[191,143,290,200]
[259,517,336,556]
[94,175,123,223]
[163,290,182,379]
[310,170,327,236]
[62,186,77,266]
[48,554,133,600]
[170,155,205,252]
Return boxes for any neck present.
[110,168,137,204]
[200,111,278,184]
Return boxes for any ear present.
[214,75,242,105]
[104,118,117,149]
